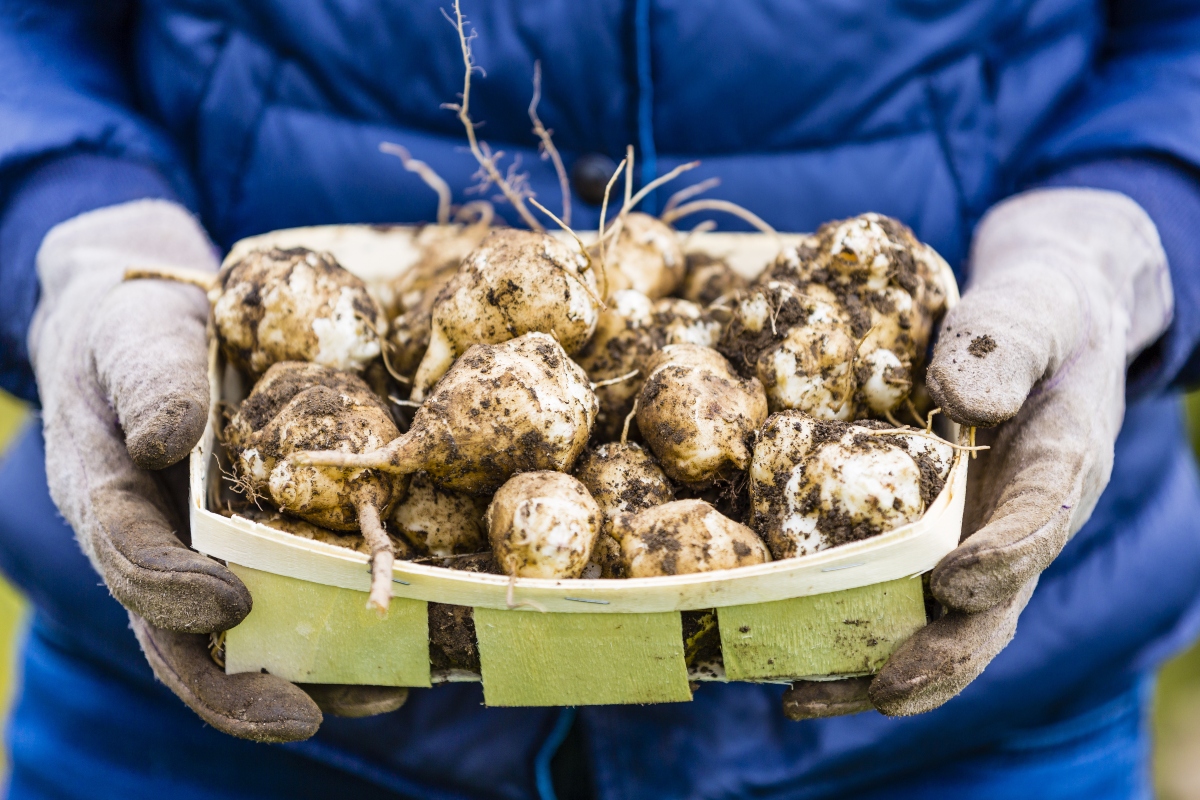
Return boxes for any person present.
[1,1,1199,797]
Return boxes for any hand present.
[29,200,405,741]
[784,188,1173,718]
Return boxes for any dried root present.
[443,0,543,231]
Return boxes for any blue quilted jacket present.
[4,2,1200,798]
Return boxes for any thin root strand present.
[660,200,780,243]
[621,398,639,445]
[380,142,452,226]
[444,0,544,232]
[867,427,990,453]
[505,572,547,612]
[663,177,721,215]
[528,61,571,227]
[591,369,639,390]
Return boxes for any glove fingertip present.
[782,677,873,721]
[131,618,323,744]
[126,393,210,471]
[868,672,947,718]
[925,358,1021,428]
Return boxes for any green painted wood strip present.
[718,577,927,681]
[474,608,692,707]
[225,564,431,687]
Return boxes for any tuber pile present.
[762,213,949,418]
[574,442,675,578]
[720,281,857,418]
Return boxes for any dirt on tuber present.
[224,361,407,611]
[411,229,601,400]
[635,344,768,488]
[610,499,770,577]
[486,471,602,579]
[293,332,598,495]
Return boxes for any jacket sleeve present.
[0,1,197,403]
[1021,1,1200,394]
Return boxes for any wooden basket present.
[190,224,965,707]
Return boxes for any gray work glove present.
[29,199,406,741]
[784,187,1173,719]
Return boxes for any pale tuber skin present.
[719,281,857,418]
[486,471,601,579]
[610,499,770,577]
[213,248,386,375]
[648,297,723,350]
[571,290,657,441]
[574,442,675,533]
[387,223,494,377]
[391,472,488,557]
[748,411,951,559]
[575,442,674,579]
[602,212,686,299]
[225,362,407,611]
[411,229,600,401]
[635,344,768,487]
[293,333,598,495]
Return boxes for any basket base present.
[474,608,692,706]
[221,566,929,704]
[719,576,927,681]
[225,565,431,687]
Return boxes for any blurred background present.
[0,389,1198,795]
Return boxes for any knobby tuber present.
[679,251,748,308]
[720,281,857,418]
[610,499,770,577]
[574,442,675,578]
[766,213,948,417]
[748,411,952,559]
[294,332,598,494]
[127,247,387,376]
[636,344,768,487]
[391,472,488,557]
[487,471,601,579]
[602,212,686,299]
[225,361,407,611]
[411,229,600,400]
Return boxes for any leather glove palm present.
[29,200,405,741]
[785,188,1173,718]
